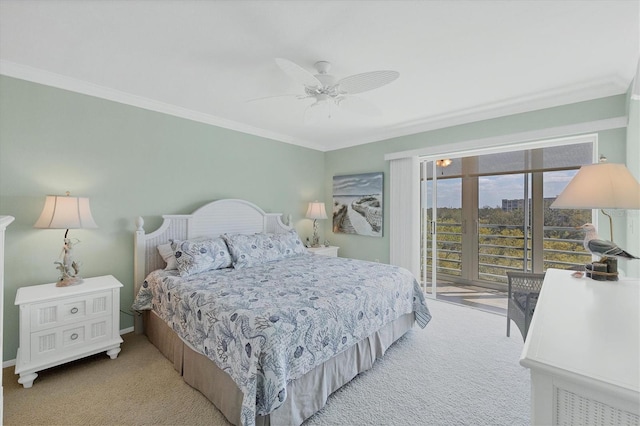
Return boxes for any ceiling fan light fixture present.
[314,61,331,74]
[436,159,452,168]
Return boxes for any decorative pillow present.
[157,243,178,271]
[223,230,307,269]
[171,237,233,277]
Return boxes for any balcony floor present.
[426,283,507,316]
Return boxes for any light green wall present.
[1,74,633,363]
[0,76,325,362]
[324,95,630,263]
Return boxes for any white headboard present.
[133,199,291,295]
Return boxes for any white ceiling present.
[1,1,638,151]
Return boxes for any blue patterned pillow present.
[223,230,307,269]
[171,237,233,277]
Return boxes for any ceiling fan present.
[254,58,400,123]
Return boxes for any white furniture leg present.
[107,346,121,360]
[17,372,37,389]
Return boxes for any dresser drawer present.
[29,291,112,332]
[29,316,113,364]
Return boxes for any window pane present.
[543,170,592,270]
[478,174,529,282]
[436,178,462,277]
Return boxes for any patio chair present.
[506,271,546,341]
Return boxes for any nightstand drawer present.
[29,316,113,363]
[29,291,112,332]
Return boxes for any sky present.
[422,170,578,208]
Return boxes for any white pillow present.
[157,243,178,271]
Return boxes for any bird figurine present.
[577,223,639,260]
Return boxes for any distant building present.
[501,197,556,211]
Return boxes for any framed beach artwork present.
[333,172,383,237]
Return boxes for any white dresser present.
[520,268,639,425]
[15,275,123,388]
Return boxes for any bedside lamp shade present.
[306,201,328,220]
[34,195,98,230]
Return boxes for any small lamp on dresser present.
[306,201,327,248]
[34,191,98,286]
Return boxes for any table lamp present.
[34,192,98,286]
[306,201,327,248]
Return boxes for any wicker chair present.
[506,271,546,341]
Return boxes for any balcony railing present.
[422,222,590,284]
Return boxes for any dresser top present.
[520,268,639,393]
[15,275,123,305]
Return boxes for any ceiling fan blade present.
[304,100,332,124]
[275,58,323,88]
[337,70,399,94]
[246,94,305,103]
[337,96,382,116]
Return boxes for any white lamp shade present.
[306,201,328,220]
[34,195,98,229]
[550,163,640,209]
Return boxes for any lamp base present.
[56,276,83,287]
[585,258,618,281]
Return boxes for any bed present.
[132,199,431,426]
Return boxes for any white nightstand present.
[14,275,123,388]
[307,246,339,257]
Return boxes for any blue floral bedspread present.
[132,254,431,426]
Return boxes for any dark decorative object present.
[586,258,619,281]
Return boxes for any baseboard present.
[3,326,136,368]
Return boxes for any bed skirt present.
[142,310,415,425]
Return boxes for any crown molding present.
[326,76,630,151]
[0,60,326,152]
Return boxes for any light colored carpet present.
[3,299,530,425]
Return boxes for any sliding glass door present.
[419,139,594,292]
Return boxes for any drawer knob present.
[70,333,79,340]
[70,307,79,314]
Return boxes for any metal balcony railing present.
[421,222,591,284]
